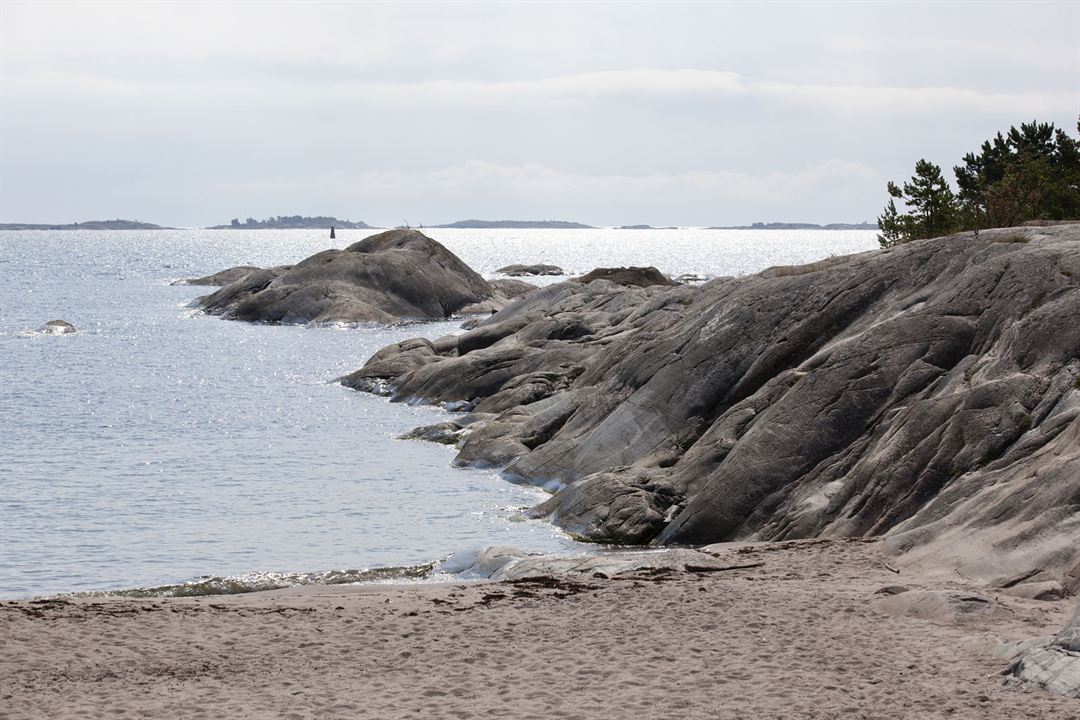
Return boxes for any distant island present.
[0,219,167,230]
[209,216,377,229]
[709,222,879,230]
[617,224,679,230]
[432,219,595,229]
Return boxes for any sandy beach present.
[2,539,1075,720]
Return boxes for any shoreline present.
[3,539,1074,719]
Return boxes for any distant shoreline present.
[0,219,880,231]
[431,219,595,229]
[0,220,169,230]
[709,222,878,230]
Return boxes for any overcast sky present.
[2,1,1077,227]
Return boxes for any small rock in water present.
[674,272,708,284]
[496,264,564,277]
[38,319,76,334]
[576,266,675,287]
[399,422,464,445]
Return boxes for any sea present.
[0,227,878,598]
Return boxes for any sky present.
[1,1,1078,228]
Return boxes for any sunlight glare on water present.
[0,227,878,597]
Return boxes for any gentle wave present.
[71,562,440,598]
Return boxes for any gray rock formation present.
[173,266,263,286]
[458,278,538,316]
[37,320,76,334]
[439,545,749,581]
[576,266,675,287]
[342,224,1080,594]
[496,264,565,277]
[195,229,493,324]
[1009,601,1080,697]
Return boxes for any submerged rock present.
[399,422,465,445]
[342,224,1080,589]
[196,229,493,324]
[38,320,75,334]
[496,264,564,277]
[173,265,263,286]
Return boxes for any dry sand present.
[2,539,1076,719]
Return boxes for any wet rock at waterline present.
[343,224,1080,591]
[173,265,265,286]
[195,229,493,324]
[37,320,76,334]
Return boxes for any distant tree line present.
[878,120,1080,248]
[229,215,338,228]
[219,215,373,229]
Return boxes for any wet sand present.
[2,540,1076,719]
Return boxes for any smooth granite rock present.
[458,278,539,316]
[438,545,741,581]
[344,225,1080,591]
[173,266,263,286]
[1009,601,1080,697]
[196,229,493,324]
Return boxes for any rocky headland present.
[339,223,1080,694]
[344,224,1080,578]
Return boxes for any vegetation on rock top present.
[878,120,1080,247]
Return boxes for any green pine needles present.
[878,120,1080,248]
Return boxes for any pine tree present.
[901,160,956,239]
[954,120,1080,227]
[877,196,904,248]
[877,160,957,245]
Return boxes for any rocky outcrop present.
[173,266,263,286]
[496,264,564,276]
[458,279,538,316]
[576,266,675,287]
[1009,601,1080,697]
[195,229,494,324]
[37,320,76,334]
[438,545,756,581]
[343,224,1080,591]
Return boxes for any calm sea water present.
[0,227,877,597]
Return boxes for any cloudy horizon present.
[2,1,1077,227]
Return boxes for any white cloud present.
[2,1,1077,225]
